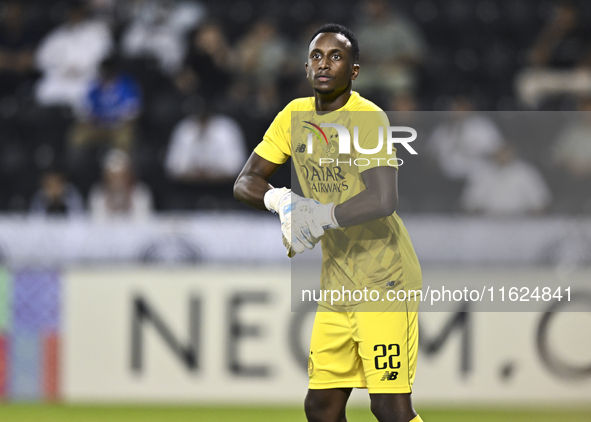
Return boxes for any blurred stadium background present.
[0,0,590,421]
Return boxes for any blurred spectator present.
[165,100,246,183]
[390,92,418,113]
[89,149,153,220]
[69,57,141,153]
[34,1,112,110]
[175,21,234,101]
[236,20,288,88]
[168,1,207,35]
[87,0,116,20]
[516,1,591,109]
[250,84,281,120]
[354,0,426,97]
[30,171,84,216]
[280,20,322,101]
[117,0,205,32]
[461,145,551,216]
[552,96,591,178]
[427,96,504,180]
[121,1,187,74]
[0,1,37,96]
[389,92,419,125]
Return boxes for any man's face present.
[306,32,359,95]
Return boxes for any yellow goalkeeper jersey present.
[255,91,421,301]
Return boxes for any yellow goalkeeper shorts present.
[308,303,418,394]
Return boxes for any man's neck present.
[314,87,353,112]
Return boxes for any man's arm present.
[233,152,282,210]
[235,152,319,256]
[235,155,398,255]
[334,166,398,227]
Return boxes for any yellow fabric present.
[308,302,419,393]
[410,415,424,422]
[255,91,422,304]
[255,91,394,170]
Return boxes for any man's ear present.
[305,61,309,77]
[351,64,360,80]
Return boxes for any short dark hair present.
[309,23,359,62]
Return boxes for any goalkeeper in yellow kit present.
[234,23,423,422]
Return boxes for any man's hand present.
[264,187,308,256]
[291,195,339,246]
[264,188,339,257]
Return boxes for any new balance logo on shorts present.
[381,371,399,381]
[295,143,306,153]
[386,281,395,287]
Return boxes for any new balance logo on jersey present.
[296,143,306,153]
[381,371,399,381]
[386,281,395,287]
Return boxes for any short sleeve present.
[253,105,292,164]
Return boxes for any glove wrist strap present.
[329,204,340,228]
[264,187,290,212]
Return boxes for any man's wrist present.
[264,187,290,213]
[329,204,340,228]
[315,202,340,229]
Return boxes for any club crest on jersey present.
[302,121,340,157]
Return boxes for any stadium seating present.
[1,0,588,213]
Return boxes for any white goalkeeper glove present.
[264,187,307,256]
[264,187,340,257]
